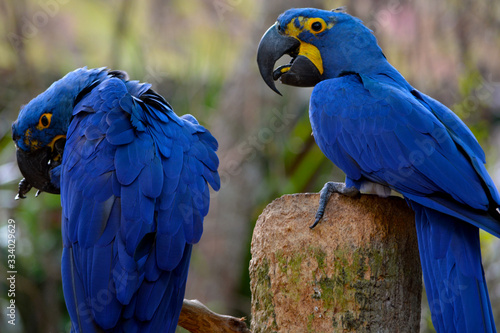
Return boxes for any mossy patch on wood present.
[251,257,278,332]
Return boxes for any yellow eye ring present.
[37,113,52,130]
[308,18,326,34]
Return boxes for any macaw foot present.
[311,182,359,229]
[15,178,32,200]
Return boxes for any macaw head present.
[11,67,109,197]
[257,8,385,94]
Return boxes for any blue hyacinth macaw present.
[257,8,498,332]
[12,67,220,332]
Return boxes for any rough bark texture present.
[249,193,422,333]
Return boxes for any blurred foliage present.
[0,0,500,332]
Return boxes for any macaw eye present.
[276,22,283,33]
[37,113,52,130]
[311,21,323,32]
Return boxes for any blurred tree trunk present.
[186,0,326,317]
[250,193,421,332]
[110,0,133,69]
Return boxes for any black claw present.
[310,217,321,229]
[15,178,32,200]
[311,182,360,229]
[311,183,334,228]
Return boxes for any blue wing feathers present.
[156,230,186,271]
[61,73,219,331]
[77,196,114,247]
[95,199,120,247]
[84,124,104,141]
[106,119,135,146]
[138,155,163,198]
[144,244,161,282]
[163,144,184,179]
[181,114,199,124]
[90,244,122,330]
[203,165,221,191]
[115,146,143,186]
[376,132,402,167]
[311,73,499,332]
[120,182,141,221]
[311,76,499,214]
[124,214,152,257]
[116,233,138,273]
[62,247,105,333]
[413,89,486,162]
[84,172,113,202]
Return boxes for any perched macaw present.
[257,8,498,332]
[12,67,220,332]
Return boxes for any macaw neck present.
[364,58,413,90]
[327,56,413,92]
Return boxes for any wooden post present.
[249,193,421,332]
[178,299,250,333]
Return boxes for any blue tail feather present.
[62,243,193,333]
[412,203,496,332]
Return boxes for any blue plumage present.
[312,75,498,331]
[258,8,499,332]
[12,67,220,332]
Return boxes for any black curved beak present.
[257,23,322,95]
[15,138,65,198]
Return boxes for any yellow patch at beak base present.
[285,17,326,75]
[47,135,66,151]
[297,42,323,75]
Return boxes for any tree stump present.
[249,193,421,332]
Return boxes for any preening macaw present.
[12,67,220,332]
[257,8,498,332]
